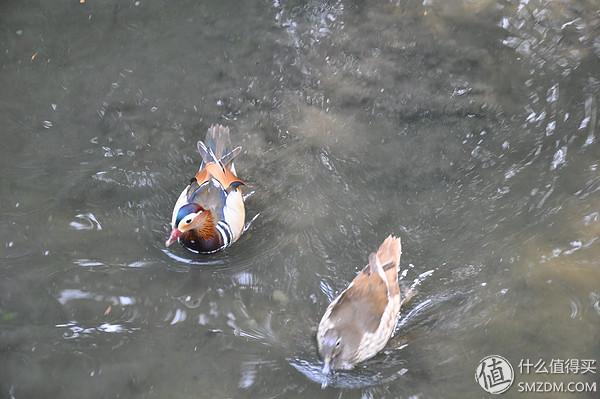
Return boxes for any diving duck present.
[317,235,404,374]
[165,124,245,253]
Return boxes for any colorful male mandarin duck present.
[165,124,245,253]
[317,235,404,375]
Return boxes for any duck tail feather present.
[203,124,232,161]
[375,235,401,271]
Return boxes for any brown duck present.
[317,235,407,374]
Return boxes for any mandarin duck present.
[165,124,245,253]
[317,235,405,375]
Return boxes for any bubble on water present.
[550,146,567,170]
[73,259,104,267]
[569,298,580,319]
[198,314,208,325]
[119,296,135,306]
[127,260,151,268]
[170,309,187,325]
[546,84,559,103]
[319,150,334,171]
[417,270,434,279]
[97,323,126,333]
[452,87,470,97]
[42,120,53,128]
[69,213,102,230]
[291,347,407,389]
[583,212,599,225]
[590,292,600,316]
[235,271,254,287]
[545,120,556,136]
[93,168,157,188]
[497,186,510,195]
[505,167,517,180]
[238,361,258,389]
[319,280,335,301]
[552,248,562,257]
[563,240,582,255]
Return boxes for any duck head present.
[165,203,208,247]
[319,328,343,375]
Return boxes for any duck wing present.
[325,236,402,334]
[187,179,227,220]
[329,263,389,335]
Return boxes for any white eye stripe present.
[183,211,204,225]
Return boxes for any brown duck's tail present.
[370,235,402,274]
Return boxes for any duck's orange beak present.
[165,228,182,247]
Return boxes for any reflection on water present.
[1,0,599,398]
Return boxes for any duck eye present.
[185,218,192,224]
[335,340,341,347]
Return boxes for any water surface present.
[1,0,599,398]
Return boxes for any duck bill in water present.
[165,228,182,247]
[321,360,331,389]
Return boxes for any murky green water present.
[1,0,599,398]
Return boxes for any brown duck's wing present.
[329,265,389,334]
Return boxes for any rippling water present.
[1,0,599,398]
